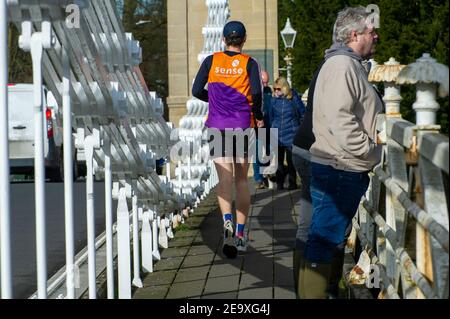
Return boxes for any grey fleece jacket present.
[310,43,383,172]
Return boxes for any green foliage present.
[8,23,32,83]
[279,0,449,134]
[122,0,168,119]
[175,223,190,232]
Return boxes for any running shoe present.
[222,220,237,258]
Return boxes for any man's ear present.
[350,30,358,42]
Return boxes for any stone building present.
[167,0,279,126]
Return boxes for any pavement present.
[133,181,301,299]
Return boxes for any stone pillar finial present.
[369,57,405,117]
[397,53,449,125]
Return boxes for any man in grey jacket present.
[299,6,383,298]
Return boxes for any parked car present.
[8,83,81,182]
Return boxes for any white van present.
[8,83,79,181]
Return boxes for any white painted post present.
[104,139,114,299]
[19,17,56,299]
[0,0,12,299]
[62,47,75,299]
[166,214,174,239]
[152,210,161,261]
[30,23,48,300]
[141,210,153,273]
[178,160,182,196]
[187,155,192,180]
[158,215,168,249]
[166,161,171,182]
[84,134,97,299]
[131,181,143,288]
[413,82,440,125]
[117,187,132,299]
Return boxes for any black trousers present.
[276,146,297,187]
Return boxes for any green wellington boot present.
[299,261,332,299]
[293,249,305,298]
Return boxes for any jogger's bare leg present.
[234,160,250,225]
[214,158,234,217]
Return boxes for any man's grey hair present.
[332,6,371,44]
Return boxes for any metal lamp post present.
[280,18,297,87]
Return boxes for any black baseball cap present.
[223,21,246,38]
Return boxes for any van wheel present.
[48,146,78,182]
[48,166,63,183]
[77,161,86,178]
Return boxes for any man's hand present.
[376,130,386,145]
[256,119,265,128]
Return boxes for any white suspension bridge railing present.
[344,54,449,299]
[172,0,228,215]
[0,0,217,299]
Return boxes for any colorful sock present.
[223,213,233,223]
[236,223,245,238]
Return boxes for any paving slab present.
[238,287,273,299]
[143,270,177,287]
[208,260,242,278]
[239,272,272,290]
[173,266,210,283]
[274,286,296,299]
[189,244,215,255]
[203,275,240,295]
[154,256,185,271]
[202,291,237,299]
[182,254,215,268]
[274,263,295,287]
[161,247,189,258]
[166,280,205,299]
[133,285,170,299]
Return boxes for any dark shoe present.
[277,184,285,190]
[288,184,298,190]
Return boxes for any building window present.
[243,49,274,85]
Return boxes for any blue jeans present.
[305,162,370,263]
[291,148,312,251]
[253,139,264,182]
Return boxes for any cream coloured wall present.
[167,0,278,126]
